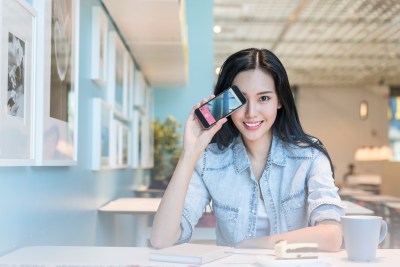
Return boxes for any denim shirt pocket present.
[281,190,307,231]
[212,200,239,245]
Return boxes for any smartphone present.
[194,85,247,129]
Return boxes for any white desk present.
[352,195,400,204]
[351,195,400,220]
[99,198,374,218]
[99,198,373,216]
[98,198,373,246]
[99,198,161,246]
[338,188,373,199]
[133,185,165,197]
[342,200,374,215]
[99,197,162,214]
[0,246,399,267]
[386,202,400,210]
[99,198,213,246]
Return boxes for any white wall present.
[297,85,390,185]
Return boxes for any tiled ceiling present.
[214,0,400,86]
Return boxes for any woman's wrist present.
[180,148,202,162]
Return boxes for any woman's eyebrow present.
[242,90,274,96]
[257,91,274,95]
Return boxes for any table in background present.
[351,194,400,248]
[99,198,162,246]
[99,198,373,246]
[346,174,381,194]
[0,246,399,267]
[338,187,373,201]
[99,198,213,246]
[385,202,400,248]
[342,200,374,215]
[99,198,373,215]
[133,185,165,197]
[351,195,400,218]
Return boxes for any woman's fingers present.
[192,94,216,111]
[189,94,216,121]
[206,117,227,137]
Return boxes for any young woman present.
[151,48,344,251]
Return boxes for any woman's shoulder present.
[196,140,237,171]
[204,141,234,160]
[206,141,231,153]
[277,136,322,159]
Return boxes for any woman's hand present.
[182,95,227,158]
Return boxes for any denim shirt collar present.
[232,133,286,173]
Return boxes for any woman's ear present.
[277,101,282,109]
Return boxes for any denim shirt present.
[178,134,345,246]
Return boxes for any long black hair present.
[211,48,334,176]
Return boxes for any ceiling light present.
[354,146,393,161]
[359,101,368,120]
[213,25,222,34]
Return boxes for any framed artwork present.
[112,120,130,168]
[130,70,154,169]
[131,70,145,168]
[128,59,136,119]
[0,0,36,166]
[121,123,131,167]
[133,70,145,113]
[123,55,133,117]
[92,98,113,170]
[91,5,108,86]
[107,31,129,118]
[34,0,80,165]
[131,109,140,168]
[141,87,154,168]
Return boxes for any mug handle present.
[378,219,388,244]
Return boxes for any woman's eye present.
[260,96,269,102]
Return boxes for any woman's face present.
[231,69,281,144]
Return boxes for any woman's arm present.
[236,220,342,252]
[150,98,227,249]
[150,150,200,249]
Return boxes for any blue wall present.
[0,0,147,256]
[153,0,214,129]
[0,0,213,256]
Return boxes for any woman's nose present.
[245,101,257,118]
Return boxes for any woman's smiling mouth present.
[243,121,263,130]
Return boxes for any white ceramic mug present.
[341,215,387,262]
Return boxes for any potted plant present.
[150,116,182,189]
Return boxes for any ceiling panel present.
[102,0,187,88]
[214,0,400,86]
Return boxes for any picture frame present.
[112,119,130,169]
[141,87,154,168]
[121,123,131,167]
[130,69,153,169]
[131,108,141,168]
[128,59,136,119]
[123,55,133,117]
[107,31,129,118]
[91,5,108,86]
[0,0,37,166]
[34,0,80,165]
[131,70,146,168]
[91,98,113,170]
